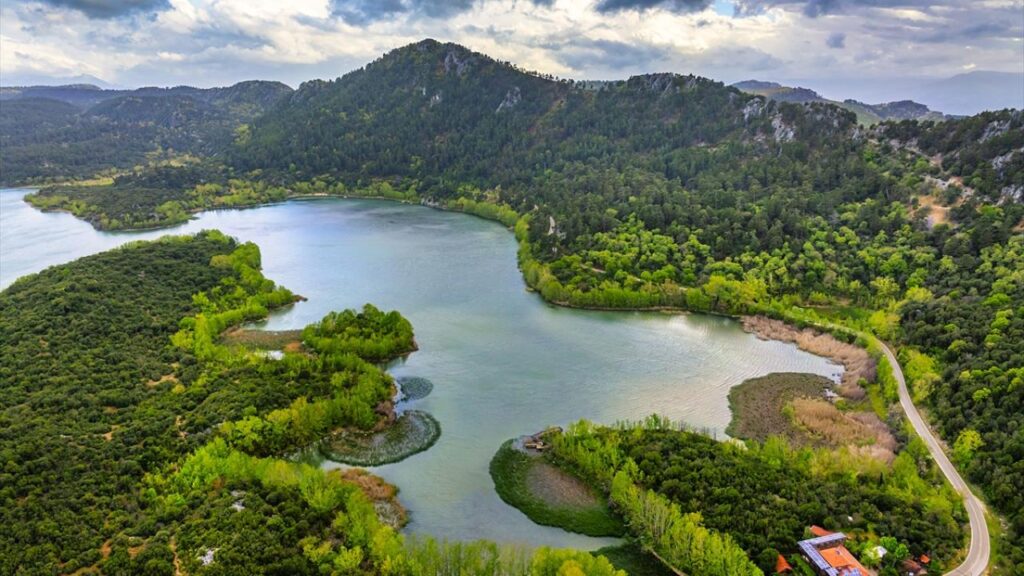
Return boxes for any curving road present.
[880,342,990,575]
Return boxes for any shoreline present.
[20,189,421,233]
[739,315,876,400]
[16,189,870,360]
[12,187,987,568]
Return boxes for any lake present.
[0,189,840,549]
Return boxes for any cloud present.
[594,0,713,14]
[734,0,935,18]
[2,0,1021,103]
[33,0,169,19]
[330,0,475,24]
[555,38,670,71]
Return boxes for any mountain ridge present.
[732,79,950,125]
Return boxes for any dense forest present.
[0,234,632,575]
[229,43,1022,564]
[0,81,291,186]
[548,418,965,576]
[4,39,1023,571]
[229,42,1023,565]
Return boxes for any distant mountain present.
[0,81,293,185]
[732,80,948,125]
[0,84,114,108]
[0,80,292,111]
[914,71,1024,116]
[732,80,822,104]
[0,72,116,89]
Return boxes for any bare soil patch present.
[917,194,951,228]
[146,373,179,388]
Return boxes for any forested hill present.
[234,39,855,191]
[0,80,292,186]
[11,39,1024,569]
[231,41,1021,569]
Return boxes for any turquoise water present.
[0,189,840,548]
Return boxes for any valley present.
[0,38,1021,575]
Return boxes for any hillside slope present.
[0,81,292,185]
[17,40,1024,569]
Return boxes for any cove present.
[0,189,840,549]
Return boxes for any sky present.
[1,0,1022,105]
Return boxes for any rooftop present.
[797,531,870,576]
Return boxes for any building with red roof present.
[798,530,870,576]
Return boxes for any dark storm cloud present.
[826,32,846,48]
[733,0,934,18]
[594,0,713,14]
[32,0,168,19]
[330,0,475,24]
[861,4,1022,44]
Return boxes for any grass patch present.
[220,328,303,351]
[489,440,624,537]
[790,397,896,461]
[593,544,674,576]
[320,410,440,466]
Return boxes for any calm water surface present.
[0,189,840,549]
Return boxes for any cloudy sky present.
[2,0,1022,103]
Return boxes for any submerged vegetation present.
[489,440,625,537]
[396,376,434,401]
[320,410,441,466]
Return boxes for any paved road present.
[881,342,990,575]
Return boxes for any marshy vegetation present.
[321,410,441,466]
[727,372,834,443]
[727,372,897,462]
[741,316,875,400]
